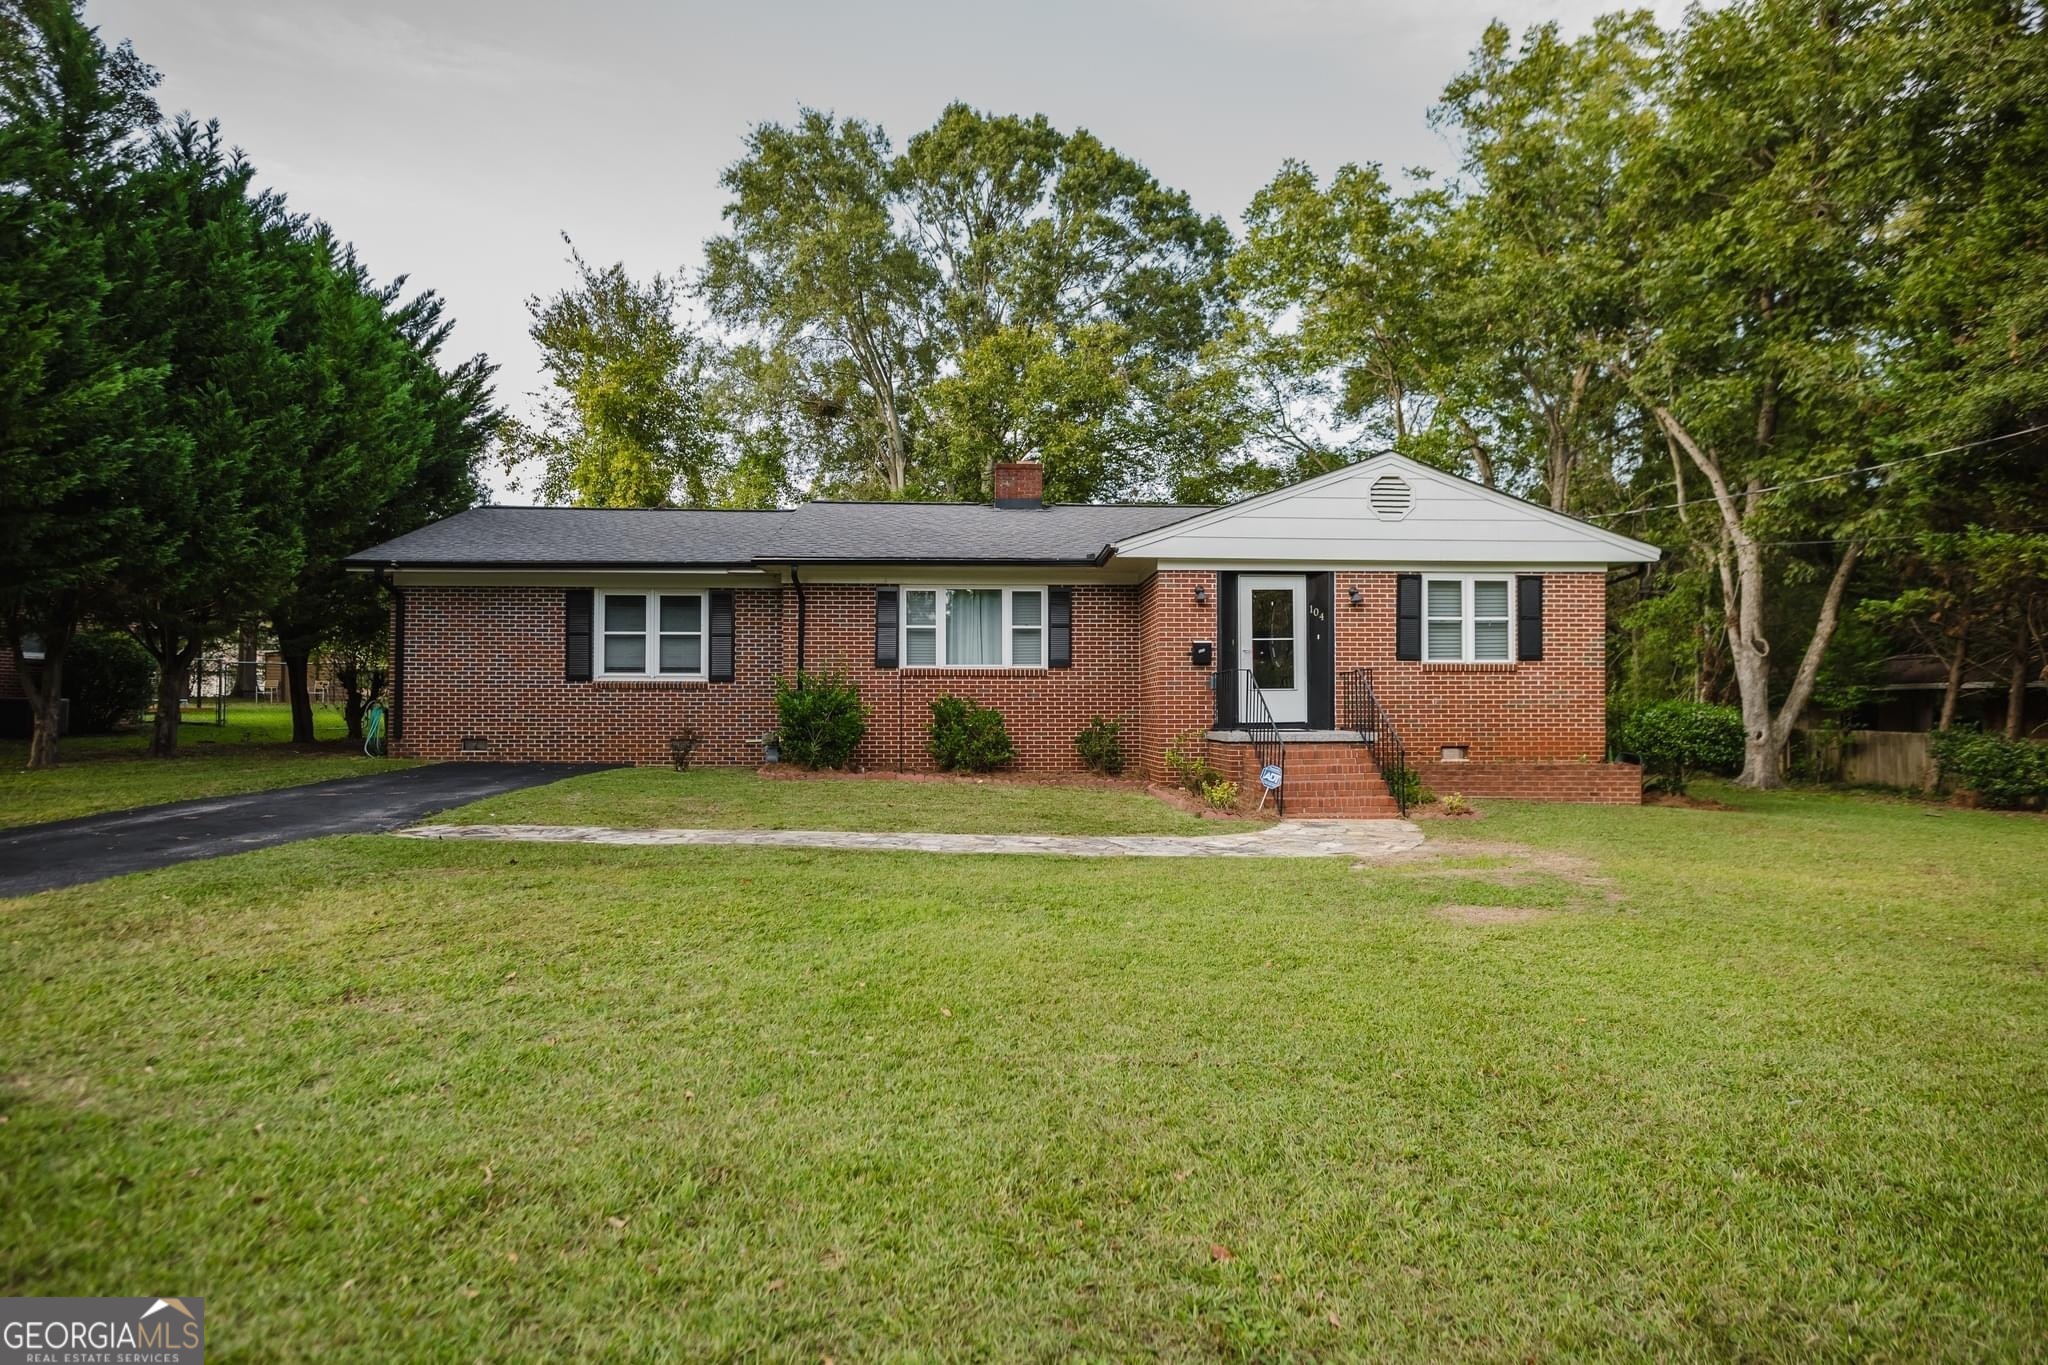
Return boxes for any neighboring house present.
[0,637,55,740]
[344,455,1659,810]
[1850,653,2047,738]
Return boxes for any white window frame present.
[595,589,708,679]
[899,586,1048,669]
[1422,574,1515,664]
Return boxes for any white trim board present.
[1111,453,1659,567]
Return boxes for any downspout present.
[790,564,807,679]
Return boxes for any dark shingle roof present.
[344,501,1208,569]
[342,508,793,568]
[775,501,1206,563]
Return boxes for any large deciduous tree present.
[701,110,934,497]
[699,104,1232,502]
[903,104,1233,502]
[507,238,715,508]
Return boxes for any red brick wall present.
[1334,571,1610,763]
[390,570,1636,801]
[394,582,1144,773]
[786,582,1141,773]
[393,586,783,765]
[0,647,18,699]
[1414,759,1643,803]
[1137,570,1220,783]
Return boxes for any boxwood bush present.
[773,670,867,769]
[1074,715,1125,775]
[1929,728,2048,809]
[1617,700,1745,794]
[929,695,1015,773]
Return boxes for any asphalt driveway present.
[0,762,612,897]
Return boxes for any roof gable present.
[1110,453,1660,565]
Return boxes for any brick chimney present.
[992,460,1044,509]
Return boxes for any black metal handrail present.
[1340,667,1410,816]
[1212,667,1285,816]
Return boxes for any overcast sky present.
[85,0,1686,501]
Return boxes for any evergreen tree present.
[0,0,161,768]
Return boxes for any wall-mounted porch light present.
[1193,585,1209,605]
[1347,586,1363,606]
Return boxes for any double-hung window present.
[598,590,706,677]
[1423,576,1513,663]
[901,587,1046,668]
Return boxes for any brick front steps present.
[1205,734,1400,818]
[1206,736,1647,812]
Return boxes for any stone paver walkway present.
[397,819,1424,860]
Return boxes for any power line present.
[1753,523,2048,549]
[1587,424,2048,521]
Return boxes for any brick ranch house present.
[345,455,1659,812]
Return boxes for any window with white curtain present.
[900,587,1047,668]
[597,590,706,677]
[1423,576,1513,663]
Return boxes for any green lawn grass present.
[2,782,2044,1357]
[435,765,1237,836]
[0,702,416,828]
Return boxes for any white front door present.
[1237,574,1308,725]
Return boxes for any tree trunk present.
[150,658,183,758]
[283,649,316,743]
[2007,621,2032,740]
[237,621,261,699]
[339,658,365,741]
[10,594,75,770]
[23,664,63,770]
[1936,622,1969,733]
[144,628,198,759]
[15,632,70,771]
[1644,402,1860,790]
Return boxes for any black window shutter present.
[874,588,898,669]
[1215,572,1237,728]
[708,589,735,682]
[1517,575,1544,661]
[564,588,593,682]
[1395,574,1422,661]
[1048,588,1073,669]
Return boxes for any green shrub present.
[1200,778,1239,810]
[1385,764,1424,809]
[64,631,158,733]
[1075,715,1125,775]
[929,695,1015,773]
[1163,729,1221,793]
[1929,728,2048,809]
[1618,701,1745,794]
[773,670,868,769]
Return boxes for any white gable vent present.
[1368,473,1413,521]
